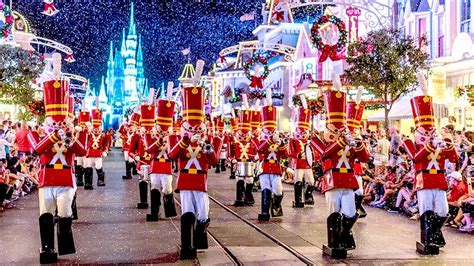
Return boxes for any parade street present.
[1,149,473,265]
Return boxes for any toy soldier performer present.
[403,73,459,255]
[169,60,222,260]
[29,53,87,263]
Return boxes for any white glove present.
[191,134,201,143]
[272,133,280,143]
[344,134,353,145]
[75,126,82,132]
[134,155,140,161]
[102,151,108,157]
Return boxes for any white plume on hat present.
[254,99,261,110]
[417,72,428,96]
[299,94,308,109]
[356,86,364,104]
[242,94,250,109]
[52,52,62,80]
[167,81,174,100]
[265,88,272,106]
[332,72,341,90]
[193,60,205,85]
[148,88,155,105]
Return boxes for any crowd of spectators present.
[0,120,40,212]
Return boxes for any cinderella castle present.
[85,2,148,129]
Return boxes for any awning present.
[367,98,413,122]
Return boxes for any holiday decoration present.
[64,53,76,63]
[243,54,269,89]
[0,2,14,39]
[229,87,284,103]
[41,0,59,16]
[28,99,46,117]
[292,94,325,115]
[311,15,348,62]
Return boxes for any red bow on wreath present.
[273,11,284,21]
[219,55,226,63]
[249,76,264,89]
[319,45,346,63]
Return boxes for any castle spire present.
[121,28,126,55]
[108,40,114,62]
[99,76,108,104]
[137,35,143,62]
[128,1,136,37]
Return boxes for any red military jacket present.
[312,136,370,192]
[258,138,288,175]
[31,132,87,187]
[126,133,141,156]
[230,139,257,162]
[86,132,109,157]
[169,136,222,192]
[118,124,127,151]
[404,139,459,190]
[145,133,172,175]
[289,138,312,169]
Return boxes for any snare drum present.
[140,165,150,181]
[237,162,255,177]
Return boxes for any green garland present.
[292,94,325,115]
[311,15,348,52]
[1,2,14,39]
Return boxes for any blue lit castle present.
[85,2,148,129]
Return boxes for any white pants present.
[237,176,254,184]
[39,187,75,217]
[417,189,449,216]
[294,169,315,185]
[150,173,173,194]
[84,157,103,169]
[124,151,133,162]
[180,190,209,221]
[325,189,356,217]
[76,156,85,166]
[354,175,363,196]
[259,174,283,196]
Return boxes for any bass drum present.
[237,162,255,177]
[305,144,314,167]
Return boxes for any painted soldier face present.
[237,131,251,142]
[414,127,435,145]
[294,129,309,140]
[181,121,206,140]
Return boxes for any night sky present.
[12,0,261,91]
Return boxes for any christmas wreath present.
[311,15,347,62]
[244,54,269,89]
[0,2,14,39]
[28,99,45,116]
[292,94,325,114]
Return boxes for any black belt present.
[180,169,207,174]
[422,169,445,174]
[42,165,72,169]
[331,168,354,173]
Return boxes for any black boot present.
[304,185,315,205]
[417,210,439,255]
[293,181,305,208]
[163,193,177,218]
[96,168,105,186]
[180,212,197,260]
[229,162,236,179]
[340,214,358,250]
[39,213,58,264]
[194,218,210,250]
[258,189,271,221]
[220,159,226,172]
[84,167,93,190]
[131,161,138,176]
[323,212,346,259]
[234,180,245,206]
[137,180,149,209]
[75,165,84,186]
[71,193,78,220]
[355,194,367,218]
[271,194,284,217]
[146,189,160,222]
[57,217,76,256]
[244,183,255,205]
[122,161,132,179]
[215,164,221,174]
[432,214,449,248]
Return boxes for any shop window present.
[438,16,445,57]
[461,0,471,33]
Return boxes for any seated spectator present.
[445,171,469,227]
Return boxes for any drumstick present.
[167,81,174,100]
[356,86,363,104]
